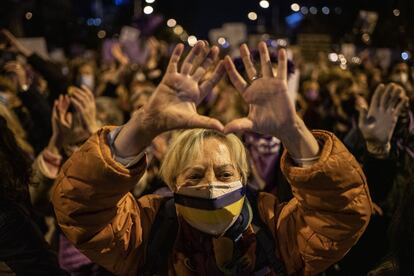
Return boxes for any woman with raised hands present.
[52,41,371,275]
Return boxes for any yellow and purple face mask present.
[174,180,245,236]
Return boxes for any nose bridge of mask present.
[176,180,243,199]
[174,180,244,210]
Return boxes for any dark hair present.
[0,115,31,204]
[389,179,414,275]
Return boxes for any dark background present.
[0,0,412,51]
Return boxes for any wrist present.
[87,121,99,134]
[113,108,160,158]
[278,117,320,160]
[366,141,391,159]
[47,135,61,153]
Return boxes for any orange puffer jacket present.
[51,128,372,275]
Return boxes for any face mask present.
[79,74,95,90]
[305,89,319,101]
[174,180,245,236]
[392,73,408,84]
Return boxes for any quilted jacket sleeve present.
[51,127,163,275]
[259,130,372,275]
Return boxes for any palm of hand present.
[223,43,297,137]
[358,84,407,145]
[148,73,200,130]
[142,42,225,133]
[360,112,396,145]
[243,77,296,136]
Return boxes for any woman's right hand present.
[114,41,225,157]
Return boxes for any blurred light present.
[143,6,153,14]
[335,7,342,14]
[401,51,410,60]
[351,57,362,64]
[310,7,317,15]
[277,39,288,47]
[393,9,401,17]
[218,37,226,45]
[87,18,94,26]
[145,0,155,3]
[25,12,33,20]
[188,35,198,47]
[248,11,258,21]
[173,25,184,35]
[270,40,278,47]
[94,18,102,26]
[301,6,309,15]
[97,30,106,39]
[285,12,304,28]
[322,7,330,15]
[259,0,270,9]
[291,3,300,12]
[261,33,270,40]
[340,63,347,70]
[114,0,128,6]
[339,54,347,64]
[328,53,339,62]
[180,33,188,42]
[167,19,177,27]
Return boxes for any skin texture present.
[114,41,319,163]
[357,83,408,146]
[175,138,240,191]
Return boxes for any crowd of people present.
[0,18,413,275]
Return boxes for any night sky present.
[0,0,413,50]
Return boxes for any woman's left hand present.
[224,42,319,159]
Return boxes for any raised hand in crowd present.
[223,42,319,160]
[47,86,97,153]
[47,95,73,152]
[114,41,225,156]
[68,85,99,134]
[111,43,130,66]
[3,61,30,91]
[357,83,408,158]
[1,29,32,57]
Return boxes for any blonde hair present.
[159,129,249,190]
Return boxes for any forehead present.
[191,137,233,166]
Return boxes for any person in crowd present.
[325,83,408,275]
[389,61,413,95]
[30,85,118,276]
[72,60,97,92]
[51,41,371,275]
[2,60,52,154]
[2,29,70,104]
[0,114,67,275]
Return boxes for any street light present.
[259,0,270,9]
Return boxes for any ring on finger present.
[250,75,260,83]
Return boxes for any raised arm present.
[356,83,407,203]
[51,41,225,274]
[114,41,225,157]
[224,43,372,274]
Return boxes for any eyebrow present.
[181,166,205,174]
[215,164,236,170]
[182,164,235,174]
